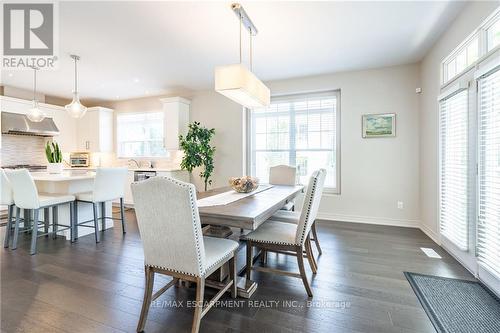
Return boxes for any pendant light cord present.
[32,67,38,102]
[249,29,253,71]
[238,12,253,70]
[74,57,78,94]
[239,14,242,64]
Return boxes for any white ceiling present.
[1,1,466,102]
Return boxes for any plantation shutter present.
[477,67,500,278]
[439,89,469,250]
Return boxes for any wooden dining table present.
[197,184,304,298]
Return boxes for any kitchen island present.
[31,170,114,240]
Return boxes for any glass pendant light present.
[65,54,87,118]
[27,66,46,122]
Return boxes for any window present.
[441,7,500,85]
[248,91,340,191]
[477,67,500,278]
[439,89,469,250]
[116,112,166,158]
[442,35,479,83]
[487,14,500,51]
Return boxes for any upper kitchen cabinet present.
[76,107,113,152]
[159,97,190,150]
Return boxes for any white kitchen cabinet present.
[76,107,113,152]
[49,107,78,152]
[159,97,190,150]
[0,96,77,152]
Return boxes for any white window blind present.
[439,89,469,250]
[478,67,500,278]
[116,112,166,158]
[249,91,340,190]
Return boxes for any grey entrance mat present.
[404,272,500,333]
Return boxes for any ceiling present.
[1,1,466,102]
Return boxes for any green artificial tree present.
[179,122,216,191]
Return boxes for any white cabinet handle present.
[85,141,89,150]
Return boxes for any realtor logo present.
[2,2,58,69]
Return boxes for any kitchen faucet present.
[128,159,140,168]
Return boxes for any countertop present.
[31,171,96,182]
[64,167,184,172]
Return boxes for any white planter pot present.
[47,163,63,174]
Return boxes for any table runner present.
[197,185,273,207]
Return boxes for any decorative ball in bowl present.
[229,176,259,193]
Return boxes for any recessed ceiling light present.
[115,95,120,99]
[8,73,13,77]
[133,78,140,83]
[145,90,150,95]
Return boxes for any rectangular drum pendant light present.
[215,3,270,108]
[215,64,270,108]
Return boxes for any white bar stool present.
[74,168,127,243]
[2,169,16,248]
[6,169,76,255]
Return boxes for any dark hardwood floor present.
[1,210,473,333]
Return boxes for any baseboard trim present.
[316,213,420,228]
[419,223,441,245]
[317,212,444,246]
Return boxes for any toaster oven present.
[70,152,90,167]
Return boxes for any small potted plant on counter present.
[45,141,63,174]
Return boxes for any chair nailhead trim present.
[245,237,298,246]
[151,176,205,276]
[298,176,318,245]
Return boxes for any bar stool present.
[74,168,127,243]
[6,169,76,255]
[2,169,43,246]
[2,169,16,248]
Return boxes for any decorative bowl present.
[229,176,259,193]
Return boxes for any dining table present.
[197,184,304,298]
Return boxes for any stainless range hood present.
[1,112,60,137]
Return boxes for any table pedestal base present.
[204,225,233,238]
[236,277,258,298]
[205,276,257,299]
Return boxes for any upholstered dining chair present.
[245,169,326,297]
[74,168,127,243]
[269,165,297,211]
[131,176,239,333]
[270,209,323,258]
[6,169,75,255]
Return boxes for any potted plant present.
[179,121,216,191]
[45,141,63,174]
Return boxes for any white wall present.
[189,64,421,227]
[189,90,245,190]
[268,64,421,226]
[419,1,499,242]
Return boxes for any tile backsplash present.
[1,135,48,166]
